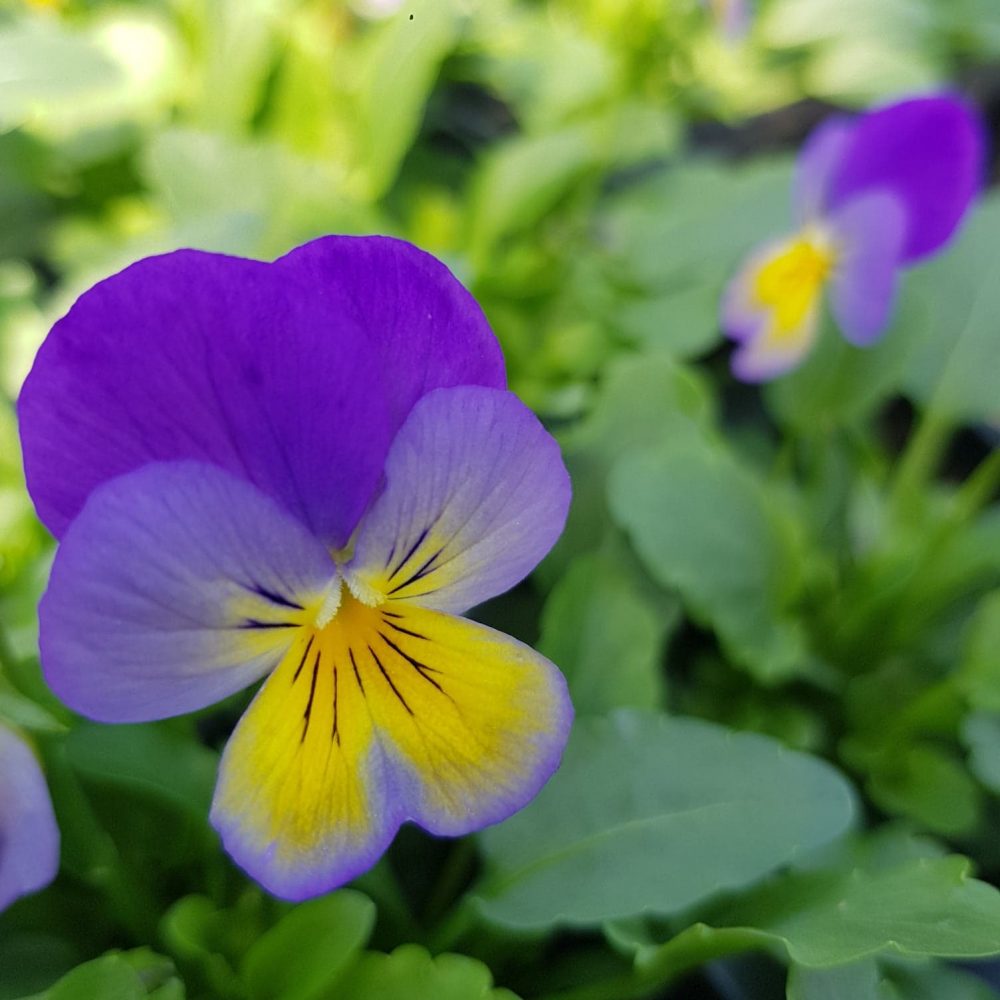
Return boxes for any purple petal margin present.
[0,724,59,913]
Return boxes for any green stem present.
[428,898,477,954]
[842,441,1000,660]
[951,444,1000,524]
[888,408,953,521]
[423,838,477,928]
[0,620,18,676]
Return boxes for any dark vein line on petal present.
[368,644,413,714]
[292,636,315,683]
[331,663,340,745]
[378,632,450,699]
[245,581,304,610]
[301,649,320,743]
[381,616,429,640]
[386,527,429,582]
[349,648,366,697]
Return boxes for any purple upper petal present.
[40,461,334,723]
[346,386,571,614]
[828,95,984,263]
[793,116,856,223]
[828,191,907,346]
[0,724,59,912]
[19,236,505,547]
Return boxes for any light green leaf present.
[541,353,712,583]
[609,432,808,682]
[0,683,65,735]
[538,552,667,715]
[468,126,597,265]
[761,0,942,103]
[241,891,376,1000]
[474,711,855,929]
[902,195,1000,424]
[472,10,618,131]
[189,0,298,133]
[332,944,519,1000]
[0,19,120,131]
[142,128,368,259]
[354,1,459,199]
[615,281,723,360]
[603,160,793,292]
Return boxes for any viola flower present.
[722,95,984,381]
[0,722,59,912]
[19,237,573,900]
[702,0,750,41]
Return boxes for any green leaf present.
[142,128,369,259]
[332,944,519,1000]
[958,590,1000,713]
[538,552,668,715]
[159,896,243,999]
[609,431,808,682]
[613,850,1000,986]
[472,10,618,131]
[21,951,185,1000]
[29,954,144,1000]
[474,711,855,929]
[963,712,1000,794]
[468,126,597,265]
[901,194,1000,424]
[354,1,459,199]
[885,961,1000,1000]
[787,959,886,1000]
[0,682,65,735]
[603,160,793,294]
[0,934,80,1000]
[542,353,712,583]
[867,743,982,837]
[241,891,375,1000]
[0,19,120,131]
[67,722,217,820]
[713,855,1000,967]
[615,281,723,360]
[789,958,1000,1000]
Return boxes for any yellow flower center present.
[752,230,836,342]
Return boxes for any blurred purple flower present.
[722,95,984,381]
[0,723,59,912]
[19,236,572,900]
[703,0,751,41]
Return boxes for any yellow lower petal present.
[211,595,571,899]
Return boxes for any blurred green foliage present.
[3,0,1000,998]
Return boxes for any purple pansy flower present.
[722,94,984,381]
[0,723,59,912]
[18,236,573,900]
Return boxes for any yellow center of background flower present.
[752,231,836,342]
